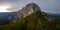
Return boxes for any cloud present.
[0,0,60,14]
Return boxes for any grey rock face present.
[17,3,41,19]
[42,12,54,22]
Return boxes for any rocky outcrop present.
[17,3,41,19]
[16,3,54,22]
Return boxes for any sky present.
[0,0,60,14]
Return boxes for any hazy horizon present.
[0,0,60,14]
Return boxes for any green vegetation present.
[0,11,60,30]
[16,11,50,30]
[0,23,16,30]
[16,11,60,30]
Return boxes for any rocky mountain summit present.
[17,3,41,19]
[16,3,54,22]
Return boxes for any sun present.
[0,5,11,12]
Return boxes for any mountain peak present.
[25,3,41,12]
[26,3,38,6]
[17,3,41,19]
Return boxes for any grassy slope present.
[0,23,16,30]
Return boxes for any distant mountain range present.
[51,14,60,18]
[0,12,16,24]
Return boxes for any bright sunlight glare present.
[0,5,11,12]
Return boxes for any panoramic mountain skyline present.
[0,0,60,14]
[0,3,60,30]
